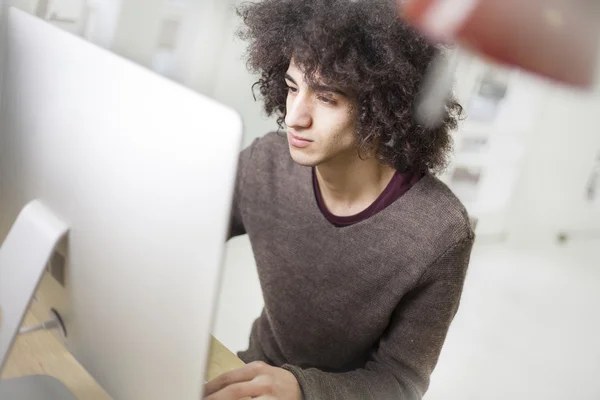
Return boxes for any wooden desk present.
[1,310,245,399]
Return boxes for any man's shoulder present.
[246,131,289,158]
[413,174,472,226]
[393,174,474,249]
[240,131,300,186]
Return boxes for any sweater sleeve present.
[282,236,474,400]
[227,140,255,240]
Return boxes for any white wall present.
[84,0,122,48]
[505,83,600,245]
[8,0,37,14]
[210,6,279,146]
[45,0,81,16]
[102,0,278,145]
[109,0,165,66]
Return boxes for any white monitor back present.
[0,8,242,400]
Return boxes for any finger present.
[204,362,267,396]
[204,381,263,400]
[400,0,600,88]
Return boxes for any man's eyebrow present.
[284,73,297,85]
[284,73,348,97]
[311,83,348,97]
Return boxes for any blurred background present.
[4,1,600,399]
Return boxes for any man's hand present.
[204,361,302,400]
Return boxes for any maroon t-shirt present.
[313,167,422,227]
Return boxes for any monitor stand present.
[0,200,74,399]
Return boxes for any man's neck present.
[315,153,396,217]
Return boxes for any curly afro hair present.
[237,0,462,174]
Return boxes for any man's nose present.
[285,94,312,129]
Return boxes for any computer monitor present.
[0,7,242,400]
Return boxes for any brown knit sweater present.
[228,132,474,400]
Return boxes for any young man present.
[205,0,474,399]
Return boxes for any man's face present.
[284,59,358,167]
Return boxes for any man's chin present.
[289,148,319,167]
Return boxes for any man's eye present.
[318,95,336,105]
[287,86,298,93]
